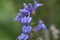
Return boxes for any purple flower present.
[39,20,47,30]
[26,3,32,12]
[33,0,43,11]
[15,14,32,23]
[23,3,32,13]
[33,20,47,32]
[19,9,30,17]
[22,25,32,33]
[17,33,29,40]
[14,12,22,21]
[15,8,32,23]
[15,13,32,25]
[33,23,42,32]
[21,16,32,24]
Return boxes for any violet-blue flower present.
[33,0,43,11]
[21,16,32,24]
[14,12,22,21]
[33,23,42,32]
[17,33,29,40]
[23,3,32,13]
[33,20,47,32]
[39,20,47,30]
[22,25,32,33]
[15,8,32,23]
[19,9,30,17]
[17,25,32,40]
[26,3,32,13]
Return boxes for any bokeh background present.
[0,0,60,40]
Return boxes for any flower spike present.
[14,0,47,40]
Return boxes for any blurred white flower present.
[50,24,60,39]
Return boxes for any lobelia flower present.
[21,16,32,25]
[21,3,32,17]
[22,25,32,33]
[17,33,29,40]
[14,12,22,21]
[33,0,43,10]
[15,8,32,23]
[15,15,32,25]
[33,20,47,32]
[23,3,32,13]
[17,25,32,40]
[39,20,47,30]
[32,0,43,14]
[19,9,30,17]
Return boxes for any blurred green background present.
[0,0,60,40]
